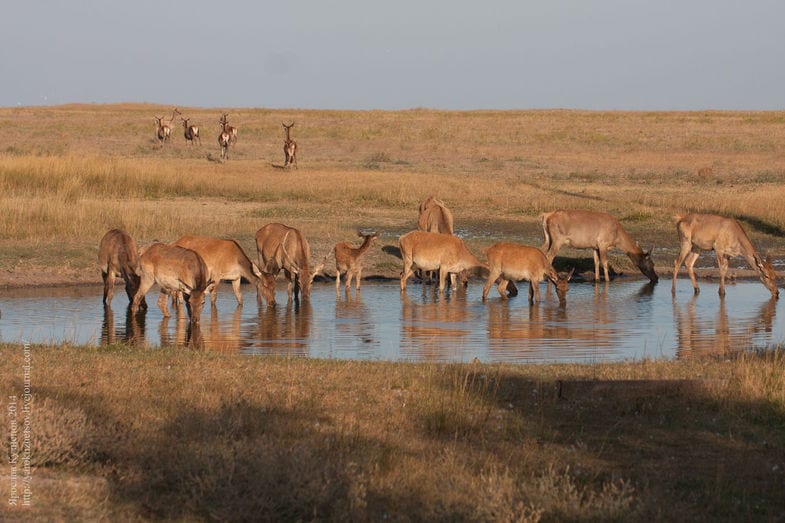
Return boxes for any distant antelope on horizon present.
[181,117,200,145]
[219,113,238,145]
[154,116,171,146]
[283,122,298,168]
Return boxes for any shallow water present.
[1,279,783,363]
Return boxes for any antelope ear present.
[178,279,194,293]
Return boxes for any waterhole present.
[1,279,782,363]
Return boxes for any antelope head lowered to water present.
[483,242,574,305]
[399,230,486,294]
[672,212,778,298]
[256,223,323,302]
[541,209,657,284]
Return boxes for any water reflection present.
[250,301,312,356]
[335,289,372,344]
[400,286,473,360]
[673,294,778,359]
[2,281,785,363]
[101,305,146,346]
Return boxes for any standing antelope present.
[334,231,379,291]
[283,122,298,168]
[256,223,324,302]
[399,230,486,293]
[418,196,454,234]
[181,117,201,145]
[131,243,213,326]
[482,242,574,305]
[541,210,658,283]
[220,113,238,144]
[154,116,171,146]
[672,213,779,298]
[98,228,146,309]
[218,125,231,161]
[173,235,276,307]
[417,196,463,286]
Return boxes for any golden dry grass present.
[1,104,785,284]
[2,105,785,519]
[0,344,783,521]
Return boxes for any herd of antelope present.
[99,195,780,330]
[153,108,297,165]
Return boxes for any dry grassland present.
[1,105,785,520]
[1,104,785,285]
[0,344,783,521]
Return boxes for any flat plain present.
[1,105,784,520]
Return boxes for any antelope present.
[131,243,214,326]
[541,210,658,283]
[181,117,201,145]
[282,122,298,168]
[418,196,454,234]
[399,230,486,293]
[256,223,325,302]
[417,196,462,285]
[219,113,238,144]
[154,116,171,146]
[98,229,146,309]
[173,235,276,307]
[218,126,231,161]
[334,231,379,291]
[672,213,779,298]
[483,242,574,305]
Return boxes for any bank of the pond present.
[0,344,783,521]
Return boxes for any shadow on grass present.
[33,386,387,521]
[422,356,785,520]
[733,213,785,238]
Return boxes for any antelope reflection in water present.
[101,305,146,346]
[335,288,372,344]
[673,294,777,359]
[400,287,472,360]
[252,301,313,356]
[202,305,246,351]
[485,299,569,357]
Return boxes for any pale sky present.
[2,1,784,110]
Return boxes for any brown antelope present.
[217,125,231,161]
[181,117,201,145]
[173,235,276,307]
[399,230,486,293]
[418,196,454,234]
[154,116,171,146]
[672,213,779,298]
[334,231,379,291]
[483,242,574,305]
[256,223,325,302]
[417,196,463,286]
[98,229,146,308]
[131,243,214,326]
[219,113,238,144]
[282,122,298,168]
[541,210,658,283]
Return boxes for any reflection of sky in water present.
[1,280,783,363]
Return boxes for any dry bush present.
[21,397,95,467]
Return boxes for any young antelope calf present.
[334,231,379,291]
[483,242,574,305]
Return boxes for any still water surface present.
[1,280,783,363]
